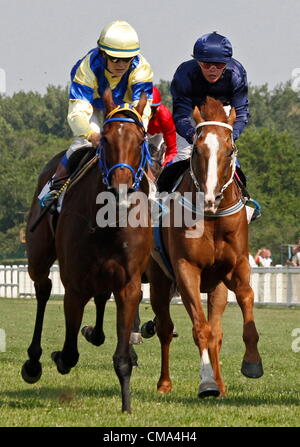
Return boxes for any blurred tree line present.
[0,81,299,263]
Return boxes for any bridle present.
[97,104,152,191]
[189,120,238,197]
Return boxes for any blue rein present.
[97,116,153,191]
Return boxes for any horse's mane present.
[200,97,227,122]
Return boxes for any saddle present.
[156,159,190,193]
[68,147,97,177]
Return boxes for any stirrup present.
[246,198,261,222]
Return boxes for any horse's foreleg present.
[176,260,220,398]
[130,289,143,345]
[52,290,86,374]
[226,262,263,378]
[148,258,173,394]
[81,293,110,346]
[207,282,228,396]
[21,276,52,383]
[113,276,142,413]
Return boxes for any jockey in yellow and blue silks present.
[39,20,153,209]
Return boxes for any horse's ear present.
[135,92,148,117]
[228,107,236,126]
[102,88,116,114]
[193,106,205,124]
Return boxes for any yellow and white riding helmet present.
[97,20,140,58]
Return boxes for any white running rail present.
[1,264,300,306]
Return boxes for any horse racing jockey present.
[39,20,153,209]
[169,31,261,221]
[147,86,178,173]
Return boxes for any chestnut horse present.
[21,89,152,412]
[148,97,263,398]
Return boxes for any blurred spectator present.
[288,239,300,266]
[255,248,272,267]
[291,238,300,255]
[249,253,257,267]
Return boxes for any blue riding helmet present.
[192,31,233,63]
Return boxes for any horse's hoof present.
[157,383,172,394]
[241,360,264,378]
[130,332,143,345]
[141,320,156,339]
[81,325,94,342]
[51,351,71,375]
[198,382,220,398]
[21,360,42,384]
[81,326,105,346]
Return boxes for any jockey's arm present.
[156,105,178,165]
[170,75,195,145]
[126,55,153,130]
[67,99,100,144]
[68,53,101,146]
[231,71,249,141]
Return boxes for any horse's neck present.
[218,181,241,210]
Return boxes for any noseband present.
[190,120,237,196]
[97,104,152,191]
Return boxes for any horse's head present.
[191,97,236,213]
[99,88,150,203]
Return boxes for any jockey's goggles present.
[106,54,134,64]
[199,62,227,69]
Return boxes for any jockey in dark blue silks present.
[170,31,261,221]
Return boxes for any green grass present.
[0,298,299,427]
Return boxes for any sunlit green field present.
[0,298,299,427]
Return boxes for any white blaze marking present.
[204,132,219,201]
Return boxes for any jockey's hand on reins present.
[88,132,102,148]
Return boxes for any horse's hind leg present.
[81,293,110,346]
[148,259,173,394]
[52,290,86,374]
[207,283,228,396]
[21,275,52,383]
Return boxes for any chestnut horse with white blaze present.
[148,96,263,397]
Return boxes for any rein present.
[190,120,241,218]
[97,104,152,191]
